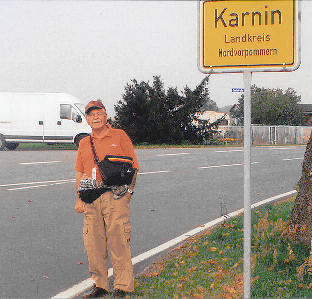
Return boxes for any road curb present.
[52,190,297,299]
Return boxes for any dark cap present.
[85,100,106,114]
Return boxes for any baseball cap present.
[85,100,106,114]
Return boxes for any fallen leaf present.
[207,259,218,265]
[228,287,237,294]
[210,247,217,252]
[77,261,84,265]
[200,225,205,227]
[219,250,225,255]
[42,276,49,279]
[179,260,185,265]
[233,262,240,268]
[252,276,260,282]
[197,286,205,293]
[210,283,214,289]
[298,283,305,289]
[192,294,203,298]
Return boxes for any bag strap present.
[90,135,100,164]
[89,136,107,180]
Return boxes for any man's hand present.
[75,197,85,214]
[124,191,132,201]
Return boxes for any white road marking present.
[215,150,243,153]
[270,148,293,150]
[52,189,297,299]
[157,153,190,156]
[139,170,170,175]
[1,172,170,191]
[8,184,50,191]
[19,161,62,165]
[0,179,75,188]
[199,162,260,169]
[282,158,303,161]
[8,181,72,191]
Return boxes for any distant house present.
[298,104,312,126]
[195,110,232,126]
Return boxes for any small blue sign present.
[232,88,244,92]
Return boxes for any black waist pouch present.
[78,178,109,204]
[98,155,135,186]
[79,187,108,204]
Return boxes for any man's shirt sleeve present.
[75,145,84,173]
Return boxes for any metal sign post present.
[243,71,252,298]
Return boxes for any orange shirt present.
[75,125,139,181]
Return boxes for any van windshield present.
[74,103,85,116]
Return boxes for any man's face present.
[86,108,107,130]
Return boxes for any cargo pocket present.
[83,215,96,250]
[123,221,131,243]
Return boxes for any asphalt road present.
[0,145,306,298]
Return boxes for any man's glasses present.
[87,112,106,118]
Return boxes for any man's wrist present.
[127,188,134,195]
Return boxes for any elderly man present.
[74,100,139,298]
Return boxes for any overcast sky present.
[0,0,310,116]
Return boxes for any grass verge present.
[133,197,312,298]
[15,143,77,150]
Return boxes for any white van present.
[0,92,91,150]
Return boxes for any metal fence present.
[217,126,312,145]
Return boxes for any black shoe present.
[113,289,130,298]
[82,286,109,298]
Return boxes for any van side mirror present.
[75,115,82,123]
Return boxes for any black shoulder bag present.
[90,136,135,187]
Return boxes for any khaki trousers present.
[83,191,134,292]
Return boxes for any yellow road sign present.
[198,0,300,73]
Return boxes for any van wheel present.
[0,135,6,150]
[74,134,89,147]
[6,142,19,150]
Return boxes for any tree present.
[198,78,219,112]
[113,75,218,144]
[283,132,312,246]
[230,85,304,126]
